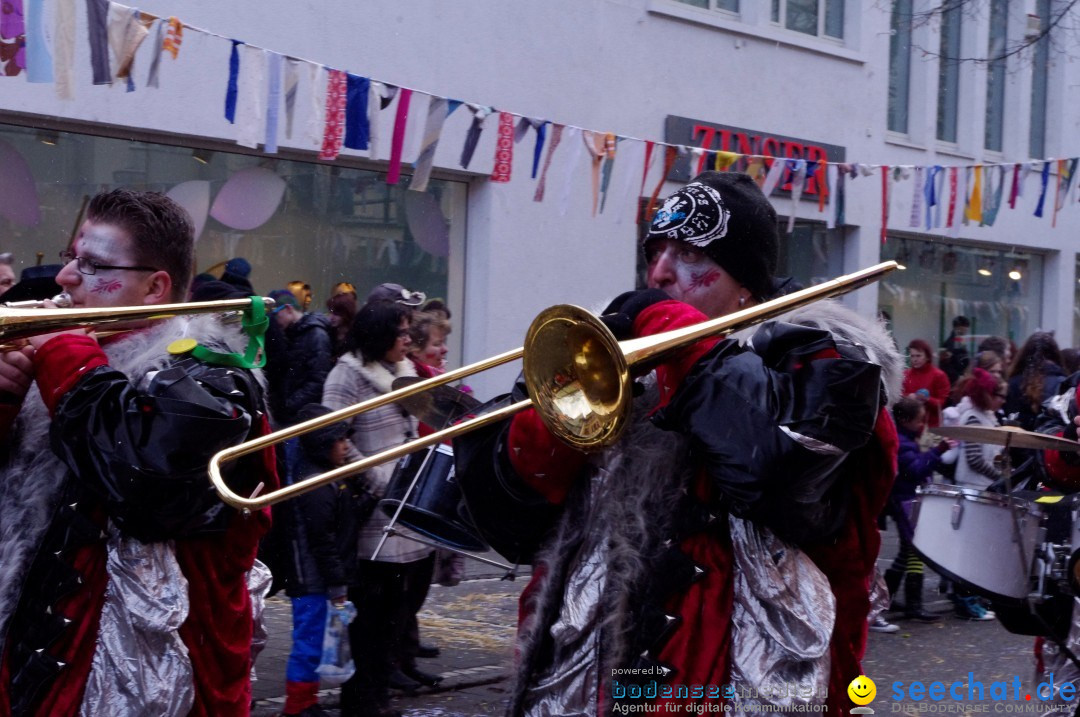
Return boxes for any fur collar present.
[0,315,257,655]
[337,352,417,394]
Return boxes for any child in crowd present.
[282,403,371,717]
[882,398,957,624]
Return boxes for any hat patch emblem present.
[649,182,729,247]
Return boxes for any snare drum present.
[912,484,1043,602]
[380,443,489,552]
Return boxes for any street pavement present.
[250,528,1046,716]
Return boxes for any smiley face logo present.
[847,675,877,706]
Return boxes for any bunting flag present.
[1053,158,1076,228]
[282,58,301,138]
[367,82,395,159]
[409,95,450,192]
[264,51,283,153]
[815,161,827,213]
[880,165,889,244]
[224,40,241,122]
[786,160,806,233]
[108,5,154,89]
[235,46,265,149]
[558,127,584,217]
[908,166,923,228]
[1,0,26,76]
[714,150,739,172]
[1008,163,1021,208]
[583,130,605,216]
[460,104,492,169]
[343,74,371,151]
[923,166,939,230]
[146,18,164,88]
[1035,160,1050,217]
[306,64,326,147]
[53,0,75,98]
[965,166,983,223]
[24,0,53,83]
[513,118,547,179]
[745,156,766,186]
[163,17,182,58]
[950,168,967,238]
[760,158,786,197]
[946,167,957,228]
[599,134,618,214]
[318,68,347,160]
[825,164,838,229]
[636,140,656,223]
[490,111,514,183]
[533,123,564,202]
[385,87,412,184]
[86,0,110,84]
[981,165,1005,227]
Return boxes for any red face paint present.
[90,278,123,294]
[687,269,722,290]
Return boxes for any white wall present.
[2,0,1078,397]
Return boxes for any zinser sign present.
[665,116,846,197]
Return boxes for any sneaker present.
[869,616,900,633]
[954,596,996,621]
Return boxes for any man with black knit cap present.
[455,171,901,717]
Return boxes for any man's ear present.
[143,270,174,304]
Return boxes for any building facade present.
[0,0,1077,396]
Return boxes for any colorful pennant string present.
[386,87,412,184]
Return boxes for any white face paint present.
[56,220,158,309]
[644,238,748,319]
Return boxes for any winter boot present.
[884,567,904,611]
[903,572,940,622]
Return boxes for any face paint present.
[687,269,722,291]
[90,278,123,294]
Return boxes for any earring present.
[739,296,747,307]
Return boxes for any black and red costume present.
[456,298,900,717]
[0,315,277,717]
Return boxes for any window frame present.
[670,0,739,14]
[936,2,963,144]
[887,0,914,136]
[770,0,845,41]
[983,0,1009,152]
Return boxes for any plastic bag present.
[316,600,357,685]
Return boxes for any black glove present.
[599,289,671,340]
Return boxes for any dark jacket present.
[1005,361,1067,431]
[282,425,373,597]
[268,314,334,426]
[893,427,942,502]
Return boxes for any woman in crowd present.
[902,338,951,428]
[1005,332,1065,431]
[326,292,359,358]
[323,299,434,717]
[408,311,451,379]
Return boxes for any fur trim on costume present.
[511,378,694,715]
[0,315,260,655]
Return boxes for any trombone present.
[0,294,276,348]
[208,261,897,512]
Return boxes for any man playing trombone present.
[456,171,903,716]
[0,189,277,716]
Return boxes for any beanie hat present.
[644,171,778,301]
[224,257,252,279]
[268,289,301,312]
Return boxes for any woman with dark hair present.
[1004,331,1066,431]
[322,299,436,717]
[902,338,950,428]
[326,292,358,358]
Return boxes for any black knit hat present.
[644,171,779,301]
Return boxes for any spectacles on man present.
[59,250,158,276]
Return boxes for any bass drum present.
[380,443,489,552]
[912,484,1043,602]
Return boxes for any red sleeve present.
[32,334,109,416]
[929,370,950,409]
[632,300,721,410]
[507,407,586,505]
[1045,434,1080,487]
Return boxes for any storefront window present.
[778,221,844,288]
[880,237,1043,357]
[0,121,466,318]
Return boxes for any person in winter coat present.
[902,338,951,428]
[1005,332,1066,431]
[884,398,956,622]
[267,289,335,427]
[455,171,901,717]
[282,403,372,717]
[323,299,438,717]
[955,369,1009,489]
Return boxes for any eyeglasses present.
[59,250,158,276]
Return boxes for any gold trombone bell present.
[208,261,897,511]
